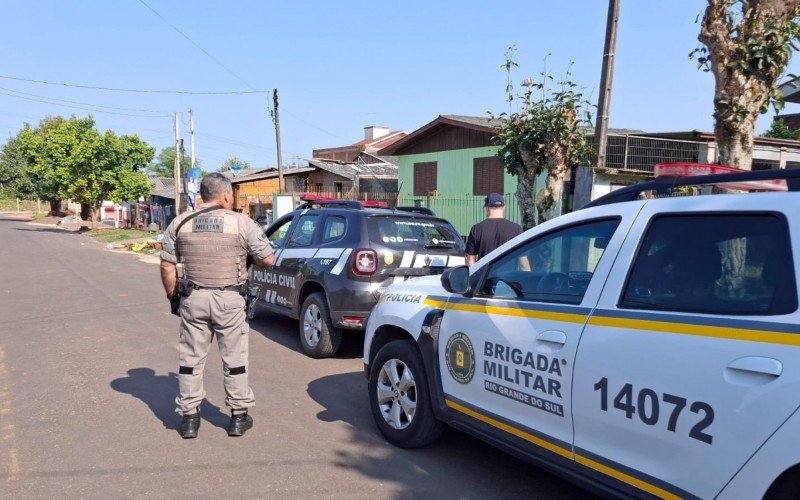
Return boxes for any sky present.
[1,0,798,171]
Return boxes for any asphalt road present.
[0,215,585,499]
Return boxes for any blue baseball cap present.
[484,193,505,207]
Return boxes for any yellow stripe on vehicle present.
[574,454,680,500]
[423,299,586,324]
[444,399,573,460]
[588,315,800,347]
[446,398,681,499]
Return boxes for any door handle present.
[726,357,783,377]
[537,330,567,345]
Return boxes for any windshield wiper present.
[424,243,455,249]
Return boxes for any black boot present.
[180,411,201,439]
[227,411,253,437]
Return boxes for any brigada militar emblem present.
[445,332,475,384]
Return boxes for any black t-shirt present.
[465,218,523,260]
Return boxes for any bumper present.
[327,280,382,331]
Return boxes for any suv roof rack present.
[298,199,365,210]
[585,168,800,208]
[395,206,435,216]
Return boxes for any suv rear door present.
[276,212,321,310]
[572,197,800,498]
[366,215,466,284]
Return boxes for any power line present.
[136,0,256,91]
[0,86,169,114]
[0,90,172,118]
[0,74,268,95]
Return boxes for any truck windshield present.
[368,217,464,251]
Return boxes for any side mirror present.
[441,266,471,295]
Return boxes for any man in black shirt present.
[465,193,524,265]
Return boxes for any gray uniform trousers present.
[176,288,254,415]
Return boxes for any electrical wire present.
[0,90,172,118]
[136,0,257,91]
[0,74,268,95]
[0,86,169,114]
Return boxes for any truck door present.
[252,215,295,310]
[572,202,800,498]
[277,213,321,310]
[436,212,629,462]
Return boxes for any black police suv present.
[249,199,466,358]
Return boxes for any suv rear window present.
[621,214,797,316]
[367,217,464,251]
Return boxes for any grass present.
[87,228,152,243]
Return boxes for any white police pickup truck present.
[363,169,800,499]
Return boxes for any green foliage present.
[218,156,251,173]
[18,115,155,211]
[691,2,800,118]
[0,132,36,198]
[762,118,800,139]
[147,146,194,177]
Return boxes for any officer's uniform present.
[161,207,273,416]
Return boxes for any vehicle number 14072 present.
[593,377,714,445]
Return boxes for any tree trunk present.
[516,146,538,230]
[514,170,536,230]
[49,199,61,215]
[90,205,99,230]
[535,144,568,224]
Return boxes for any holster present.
[178,278,194,297]
[169,294,181,316]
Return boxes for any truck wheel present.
[368,340,444,448]
[299,292,342,358]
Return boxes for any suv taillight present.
[352,249,377,275]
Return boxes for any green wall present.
[397,146,519,195]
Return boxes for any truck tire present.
[368,339,444,448]
[299,292,342,358]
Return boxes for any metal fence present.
[398,194,523,236]
[604,135,703,173]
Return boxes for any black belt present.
[189,282,242,292]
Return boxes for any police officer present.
[160,173,275,439]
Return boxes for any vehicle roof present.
[286,206,447,221]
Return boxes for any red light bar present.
[654,162,786,192]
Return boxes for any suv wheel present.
[368,340,444,448]
[299,292,342,358]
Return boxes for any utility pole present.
[173,112,181,215]
[594,0,620,169]
[271,89,284,193]
[189,109,196,169]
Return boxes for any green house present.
[380,115,528,234]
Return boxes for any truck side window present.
[287,215,319,247]
[480,218,620,304]
[266,217,293,248]
[621,214,797,316]
[322,216,347,243]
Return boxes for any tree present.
[19,116,93,213]
[762,118,800,139]
[492,53,594,228]
[0,133,36,199]
[146,146,194,177]
[218,156,251,173]
[19,115,155,226]
[693,0,800,169]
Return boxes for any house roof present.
[307,158,398,181]
[378,115,501,155]
[229,166,317,184]
[149,177,175,199]
[350,130,407,148]
[779,77,800,104]
[221,167,273,180]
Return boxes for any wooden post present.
[16,198,20,211]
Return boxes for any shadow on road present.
[250,310,364,359]
[13,227,77,235]
[110,368,229,434]
[307,371,586,499]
